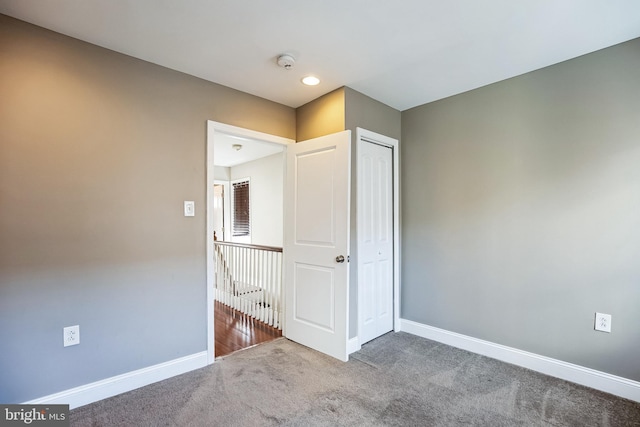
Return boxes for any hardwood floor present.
[214,300,282,358]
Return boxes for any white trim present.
[213,180,231,242]
[356,128,401,345]
[206,121,294,364]
[206,121,216,364]
[207,121,293,146]
[348,336,361,355]
[400,319,640,403]
[24,351,208,409]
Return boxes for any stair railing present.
[214,241,283,329]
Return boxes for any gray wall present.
[0,15,295,403]
[401,38,640,381]
[345,87,401,142]
[345,88,401,339]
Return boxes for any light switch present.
[184,201,195,217]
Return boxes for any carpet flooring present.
[70,332,640,426]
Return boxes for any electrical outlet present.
[594,313,611,333]
[63,325,80,347]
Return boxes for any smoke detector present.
[277,54,295,70]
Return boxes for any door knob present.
[336,255,345,263]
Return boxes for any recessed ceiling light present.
[302,76,320,86]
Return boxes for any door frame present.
[212,180,230,242]
[354,127,401,352]
[206,121,293,364]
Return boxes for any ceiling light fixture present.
[302,76,320,86]
[232,144,242,151]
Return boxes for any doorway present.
[356,128,401,348]
[207,123,400,363]
[206,121,293,363]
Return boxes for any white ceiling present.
[214,133,284,168]
[2,1,640,111]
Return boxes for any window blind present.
[232,180,250,236]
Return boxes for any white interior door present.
[358,140,394,345]
[284,130,351,362]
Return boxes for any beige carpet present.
[70,332,640,426]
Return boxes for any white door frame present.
[206,121,293,364]
[212,180,230,242]
[355,127,401,352]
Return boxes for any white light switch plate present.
[184,201,195,217]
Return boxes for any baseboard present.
[400,319,640,403]
[347,337,361,355]
[24,351,208,409]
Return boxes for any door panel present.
[284,131,351,361]
[358,141,393,345]
[294,148,336,245]
[294,263,334,331]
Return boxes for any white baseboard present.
[347,337,361,356]
[400,319,640,403]
[24,351,208,409]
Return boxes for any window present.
[232,179,250,236]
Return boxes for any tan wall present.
[295,88,345,141]
[0,14,295,403]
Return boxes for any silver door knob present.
[336,255,345,263]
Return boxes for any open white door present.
[284,130,351,362]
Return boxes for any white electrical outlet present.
[594,313,611,333]
[63,325,80,347]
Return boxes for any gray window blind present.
[232,180,250,236]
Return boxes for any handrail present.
[214,240,283,253]
[214,240,283,329]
